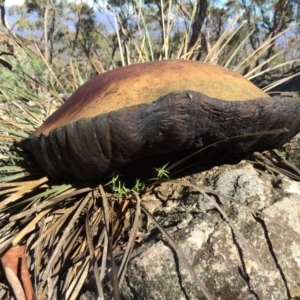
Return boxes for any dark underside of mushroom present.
[18,91,300,181]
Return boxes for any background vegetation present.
[2,0,300,87]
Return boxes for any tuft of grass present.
[154,163,170,179]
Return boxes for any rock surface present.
[121,162,300,299]
[79,161,300,300]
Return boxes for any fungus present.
[18,60,300,180]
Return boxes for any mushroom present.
[18,60,300,180]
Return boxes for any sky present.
[8,0,97,6]
[7,0,24,4]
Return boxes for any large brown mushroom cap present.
[32,60,268,136]
[19,60,300,181]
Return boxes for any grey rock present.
[121,162,300,300]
